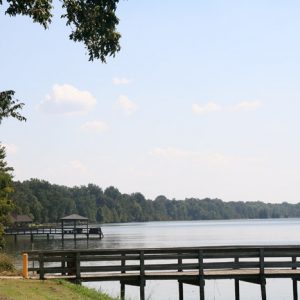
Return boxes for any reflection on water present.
[5,218,300,300]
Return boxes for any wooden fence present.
[25,245,300,300]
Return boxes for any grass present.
[0,279,119,300]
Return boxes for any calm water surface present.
[5,219,300,300]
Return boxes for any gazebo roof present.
[60,214,88,221]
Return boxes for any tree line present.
[11,179,300,224]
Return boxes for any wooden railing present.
[25,245,300,300]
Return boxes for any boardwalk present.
[5,226,104,241]
[24,245,300,300]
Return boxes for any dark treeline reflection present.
[11,179,300,224]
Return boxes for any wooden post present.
[140,250,145,300]
[39,253,44,280]
[61,220,64,240]
[293,280,298,300]
[261,279,266,300]
[120,283,125,300]
[292,256,298,300]
[178,253,184,300]
[178,282,184,300]
[120,254,126,300]
[198,250,205,300]
[22,253,29,279]
[74,220,76,241]
[61,255,66,275]
[75,252,81,284]
[86,221,89,240]
[30,234,33,243]
[14,234,17,242]
[234,257,240,300]
[259,249,266,300]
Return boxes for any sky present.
[1,0,300,203]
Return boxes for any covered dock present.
[5,214,104,241]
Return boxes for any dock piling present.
[22,253,28,279]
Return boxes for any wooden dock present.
[5,226,104,241]
[25,245,300,300]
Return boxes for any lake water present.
[5,218,300,300]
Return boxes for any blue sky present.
[1,1,300,203]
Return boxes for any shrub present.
[0,252,15,273]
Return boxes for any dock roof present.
[60,214,88,221]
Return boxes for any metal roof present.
[60,214,88,221]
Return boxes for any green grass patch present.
[0,279,119,300]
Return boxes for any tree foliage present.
[0,91,26,124]
[1,0,121,62]
[11,179,300,224]
[0,147,14,248]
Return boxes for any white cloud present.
[39,84,96,115]
[113,77,132,85]
[192,102,221,115]
[2,143,18,154]
[233,100,262,111]
[81,120,108,133]
[117,95,138,115]
[70,160,87,173]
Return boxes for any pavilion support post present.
[61,221,64,240]
[87,221,89,240]
[74,220,76,241]
[30,234,33,243]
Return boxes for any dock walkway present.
[5,226,104,241]
[25,245,300,300]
